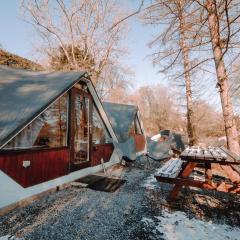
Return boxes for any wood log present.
[220,165,240,183]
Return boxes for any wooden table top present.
[180,146,240,165]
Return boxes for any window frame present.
[92,103,111,145]
[134,114,143,135]
[69,87,93,170]
[0,92,70,152]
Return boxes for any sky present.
[0,1,35,58]
[0,0,167,89]
[0,0,224,112]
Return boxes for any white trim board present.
[0,149,120,211]
[83,79,118,142]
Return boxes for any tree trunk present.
[179,1,198,146]
[206,0,240,154]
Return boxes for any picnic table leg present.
[168,162,197,200]
[205,163,218,189]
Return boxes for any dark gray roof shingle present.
[0,65,86,147]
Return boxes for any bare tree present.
[206,0,240,154]
[142,0,198,145]
[100,63,133,101]
[194,100,225,140]
[20,0,129,86]
[192,0,240,154]
[178,0,198,146]
[127,85,184,135]
[230,62,240,113]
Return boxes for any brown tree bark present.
[178,1,198,146]
[206,0,240,154]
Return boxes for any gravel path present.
[0,158,240,240]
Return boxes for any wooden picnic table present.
[155,146,240,200]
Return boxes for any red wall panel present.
[0,148,70,188]
[91,143,114,166]
[134,134,146,152]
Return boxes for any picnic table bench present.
[155,146,240,200]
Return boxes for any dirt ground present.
[0,157,240,240]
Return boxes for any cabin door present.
[70,88,92,170]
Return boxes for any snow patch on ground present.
[141,210,240,240]
[141,217,154,224]
[142,173,158,190]
[0,235,23,240]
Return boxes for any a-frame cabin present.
[103,102,147,157]
[0,65,120,212]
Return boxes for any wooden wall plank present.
[91,143,114,166]
[0,148,70,188]
[134,134,146,152]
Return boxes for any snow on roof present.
[103,102,138,143]
[0,65,86,147]
[147,137,173,160]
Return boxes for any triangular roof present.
[0,65,117,148]
[103,102,138,142]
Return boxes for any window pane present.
[4,93,68,149]
[92,105,111,144]
[135,116,143,135]
[73,94,89,163]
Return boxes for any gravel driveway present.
[0,158,240,240]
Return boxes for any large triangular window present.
[4,93,69,149]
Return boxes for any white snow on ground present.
[143,173,157,190]
[141,210,240,240]
[0,235,23,240]
[151,134,161,142]
[143,165,167,190]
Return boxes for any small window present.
[92,105,111,144]
[4,93,69,150]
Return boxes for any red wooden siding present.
[0,148,70,188]
[91,143,114,166]
[134,134,146,152]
